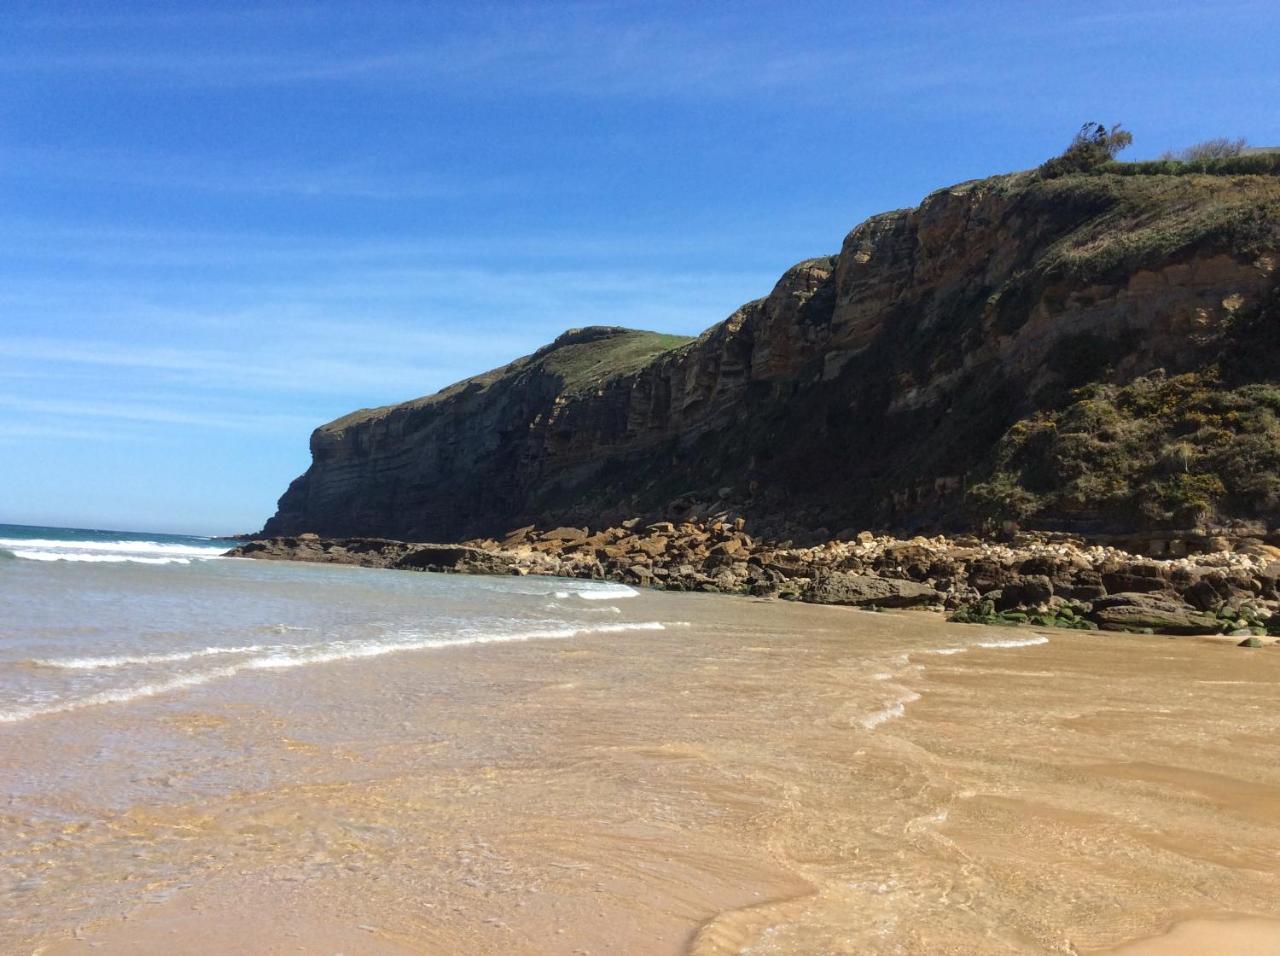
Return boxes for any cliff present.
[262,165,1280,543]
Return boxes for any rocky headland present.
[243,152,1280,640]
[261,158,1280,546]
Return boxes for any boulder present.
[539,526,589,544]
[1089,593,1220,635]
[628,536,670,558]
[395,544,515,575]
[1100,570,1169,594]
[994,575,1053,610]
[804,571,941,609]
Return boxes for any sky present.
[2,1,1278,534]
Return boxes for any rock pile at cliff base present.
[230,523,1280,640]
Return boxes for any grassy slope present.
[320,328,693,433]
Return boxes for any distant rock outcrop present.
[262,166,1280,542]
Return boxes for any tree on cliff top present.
[1040,122,1133,177]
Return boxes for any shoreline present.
[10,594,1280,955]
[231,521,1280,641]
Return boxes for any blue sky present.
[2,0,1277,534]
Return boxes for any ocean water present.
[0,522,660,726]
[6,526,1280,954]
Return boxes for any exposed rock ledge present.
[228,523,1280,641]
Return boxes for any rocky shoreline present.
[229,521,1280,642]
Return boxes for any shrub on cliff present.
[1105,153,1280,177]
[967,369,1280,530]
[1162,137,1248,161]
[1039,122,1133,178]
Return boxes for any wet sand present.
[4,590,1280,955]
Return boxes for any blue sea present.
[0,522,657,725]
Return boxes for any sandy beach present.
[2,581,1278,955]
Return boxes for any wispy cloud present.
[0,146,509,201]
[9,1,1268,100]
[0,393,318,432]
[0,422,149,443]
[0,335,496,397]
[0,4,955,99]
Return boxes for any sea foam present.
[0,537,228,565]
[860,690,922,729]
[1,621,670,724]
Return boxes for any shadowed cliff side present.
[263,166,1280,542]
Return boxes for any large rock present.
[994,575,1053,609]
[394,545,514,575]
[227,537,513,575]
[804,571,941,608]
[1089,593,1221,635]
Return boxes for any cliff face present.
[263,169,1280,541]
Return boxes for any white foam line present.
[9,551,194,565]
[0,667,245,724]
[573,585,639,600]
[0,536,227,564]
[0,622,668,725]
[972,635,1050,649]
[32,645,271,669]
[0,537,227,556]
[860,691,921,730]
[922,634,1050,657]
[860,635,1050,731]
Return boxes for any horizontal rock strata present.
[260,169,1280,543]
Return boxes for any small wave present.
[972,635,1050,649]
[572,584,639,600]
[0,621,668,724]
[555,583,640,598]
[546,583,639,601]
[860,690,921,730]
[922,635,1049,657]
[31,645,270,669]
[0,667,244,724]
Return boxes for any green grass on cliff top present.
[536,329,693,394]
[322,328,692,431]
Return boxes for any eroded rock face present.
[262,172,1280,542]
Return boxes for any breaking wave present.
[0,536,229,565]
